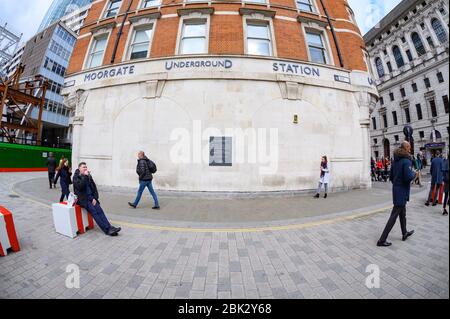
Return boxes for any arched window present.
[431,18,447,43]
[375,57,385,78]
[411,32,426,56]
[392,46,404,68]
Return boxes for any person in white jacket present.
[314,156,330,199]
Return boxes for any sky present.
[0,0,402,45]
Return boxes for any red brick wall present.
[67,0,368,74]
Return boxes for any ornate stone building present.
[62,0,377,192]
[365,0,449,161]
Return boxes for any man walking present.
[425,151,444,206]
[377,141,417,247]
[128,151,160,210]
[73,162,121,236]
[46,152,57,189]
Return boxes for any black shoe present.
[443,209,448,216]
[314,194,320,198]
[377,241,392,247]
[128,202,136,209]
[425,202,430,206]
[152,206,160,210]
[324,193,327,199]
[432,202,438,207]
[107,227,121,236]
[402,230,414,241]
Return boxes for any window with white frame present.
[244,0,267,3]
[180,20,207,54]
[246,22,272,56]
[306,31,327,64]
[86,35,108,68]
[141,0,160,8]
[104,0,122,18]
[129,25,153,60]
[296,0,315,12]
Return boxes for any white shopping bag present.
[67,193,77,207]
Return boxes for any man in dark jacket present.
[128,151,160,209]
[425,151,444,206]
[377,141,417,247]
[73,162,121,236]
[46,152,57,189]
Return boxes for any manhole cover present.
[8,194,20,198]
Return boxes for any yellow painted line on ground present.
[10,181,390,233]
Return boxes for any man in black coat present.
[377,141,417,247]
[46,152,57,189]
[128,151,160,209]
[73,162,121,236]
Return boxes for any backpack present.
[148,160,157,174]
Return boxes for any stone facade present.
[63,0,378,192]
[365,0,449,162]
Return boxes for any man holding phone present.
[73,162,121,236]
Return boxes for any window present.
[104,0,122,18]
[394,135,399,142]
[43,57,66,76]
[393,46,404,68]
[437,72,444,83]
[389,92,394,101]
[87,35,108,68]
[401,37,406,43]
[246,22,272,56]
[411,32,426,56]
[424,77,431,88]
[419,131,425,139]
[375,57,384,77]
[372,117,377,130]
[383,114,388,128]
[412,83,418,92]
[392,111,398,125]
[347,6,356,24]
[400,88,406,98]
[296,0,315,12]
[386,61,392,73]
[306,31,328,64]
[209,137,232,166]
[405,49,413,62]
[141,0,160,8]
[430,99,438,117]
[373,138,378,144]
[443,95,449,114]
[180,20,207,55]
[431,18,447,43]
[379,97,384,106]
[416,104,423,120]
[404,107,411,123]
[129,26,153,60]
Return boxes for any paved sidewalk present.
[0,172,448,299]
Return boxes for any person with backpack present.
[442,153,449,216]
[128,151,160,210]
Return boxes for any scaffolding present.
[0,65,48,145]
[0,21,22,76]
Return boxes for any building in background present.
[365,0,449,162]
[63,0,378,192]
[0,21,22,76]
[2,43,25,78]
[38,0,92,33]
[18,21,77,147]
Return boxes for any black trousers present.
[48,172,55,188]
[379,206,407,243]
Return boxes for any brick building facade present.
[63,0,378,192]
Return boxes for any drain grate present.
[8,194,20,198]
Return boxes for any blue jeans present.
[133,180,159,207]
[86,201,112,234]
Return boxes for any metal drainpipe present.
[110,0,134,64]
[318,0,345,68]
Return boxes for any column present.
[424,17,440,46]
[405,30,419,59]
[396,38,409,64]
[415,22,431,51]
[386,45,398,71]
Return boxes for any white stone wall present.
[367,0,450,160]
[63,56,377,192]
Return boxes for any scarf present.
[320,161,328,178]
